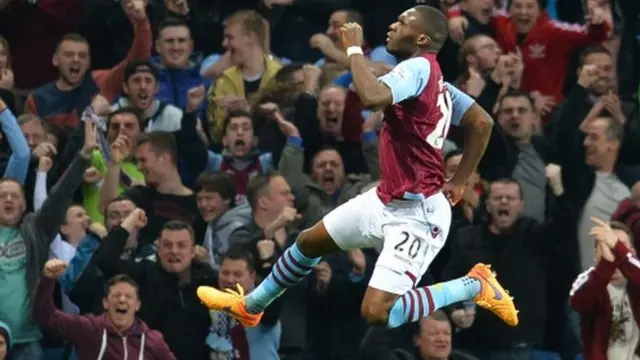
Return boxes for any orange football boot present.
[467,263,519,327]
[197,284,263,327]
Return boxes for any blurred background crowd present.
[0,0,639,359]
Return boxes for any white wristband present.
[346,46,364,57]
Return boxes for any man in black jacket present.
[93,211,217,360]
[442,174,567,359]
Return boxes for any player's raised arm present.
[340,23,392,110]
[444,83,493,204]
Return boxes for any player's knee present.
[360,300,390,327]
[295,229,315,256]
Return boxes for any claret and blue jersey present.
[374,53,476,203]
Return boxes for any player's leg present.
[242,221,340,313]
[360,193,517,328]
[198,188,378,327]
[360,225,482,327]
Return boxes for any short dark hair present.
[160,220,195,242]
[222,244,257,272]
[246,170,282,212]
[578,45,612,68]
[311,145,343,168]
[194,172,236,206]
[56,33,89,52]
[107,107,145,133]
[106,194,135,210]
[0,178,25,198]
[444,148,463,164]
[489,178,523,199]
[223,108,254,134]
[414,5,448,52]
[275,62,305,85]
[124,59,158,83]
[343,9,364,27]
[105,274,139,297]
[135,131,179,165]
[497,89,536,113]
[157,17,191,38]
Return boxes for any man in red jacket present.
[570,218,640,360]
[448,0,610,106]
[32,260,176,360]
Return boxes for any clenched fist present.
[186,85,206,113]
[256,239,276,261]
[340,22,364,49]
[109,135,131,165]
[122,208,148,231]
[43,259,68,279]
[38,156,53,172]
[83,167,103,184]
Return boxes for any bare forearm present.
[451,105,493,185]
[99,164,122,213]
[349,55,388,109]
[320,43,349,67]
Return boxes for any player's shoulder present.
[396,56,432,72]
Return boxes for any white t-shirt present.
[607,283,640,360]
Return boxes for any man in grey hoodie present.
[194,172,251,270]
[0,120,94,360]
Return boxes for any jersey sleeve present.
[447,82,475,126]
[378,57,431,104]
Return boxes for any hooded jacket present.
[33,277,176,360]
[202,202,252,270]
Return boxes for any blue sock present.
[386,276,481,328]
[245,243,321,313]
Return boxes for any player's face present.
[486,182,522,231]
[497,95,536,142]
[317,87,346,137]
[414,317,452,359]
[219,258,256,292]
[385,9,425,58]
[583,117,618,168]
[223,116,255,158]
[509,0,541,34]
[311,149,345,195]
[580,53,614,96]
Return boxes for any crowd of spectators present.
[0,0,639,359]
